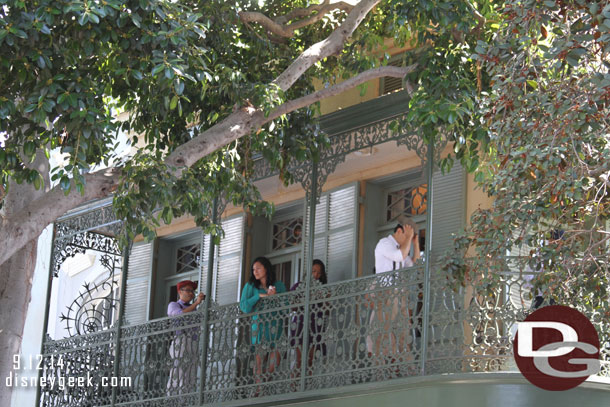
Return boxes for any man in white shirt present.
[375,216,421,273]
[368,216,420,365]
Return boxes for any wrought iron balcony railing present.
[39,262,610,407]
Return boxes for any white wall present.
[10,225,52,407]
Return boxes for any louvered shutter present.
[123,242,153,325]
[198,233,211,297]
[430,164,465,262]
[381,57,405,95]
[303,184,359,283]
[213,215,245,305]
[427,164,466,364]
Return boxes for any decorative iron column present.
[198,198,218,405]
[300,161,318,391]
[111,235,131,406]
[420,136,434,376]
[35,225,57,407]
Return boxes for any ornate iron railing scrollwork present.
[39,258,610,407]
[59,254,122,337]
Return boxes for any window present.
[175,242,201,274]
[272,216,303,251]
[385,184,427,222]
[251,201,304,289]
[362,170,426,274]
[380,53,406,95]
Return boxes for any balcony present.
[38,260,610,407]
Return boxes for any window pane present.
[272,217,303,251]
[176,243,200,274]
[386,184,427,222]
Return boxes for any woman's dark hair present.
[312,259,327,285]
[249,256,276,289]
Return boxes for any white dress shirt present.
[374,234,413,273]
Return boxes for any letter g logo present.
[513,305,600,391]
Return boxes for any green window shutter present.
[198,233,211,297]
[430,164,466,262]
[123,241,153,325]
[304,183,359,283]
[213,215,245,305]
[427,164,466,366]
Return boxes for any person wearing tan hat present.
[166,280,205,395]
[368,216,421,368]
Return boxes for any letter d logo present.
[517,321,577,357]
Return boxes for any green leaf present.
[24,141,36,157]
[42,99,56,112]
[151,64,164,76]
[170,95,178,110]
[13,29,28,39]
[33,173,42,190]
[60,176,71,191]
[175,80,185,95]
[78,13,88,25]
[131,13,141,28]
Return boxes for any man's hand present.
[194,292,205,305]
[402,224,414,247]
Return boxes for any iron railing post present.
[111,232,130,407]
[198,198,218,405]
[420,135,434,376]
[300,163,318,392]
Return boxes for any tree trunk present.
[0,149,50,406]
[0,239,38,407]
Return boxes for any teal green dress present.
[239,281,287,348]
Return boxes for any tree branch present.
[265,64,418,124]
[0,168,120,266]
[167,0,381,170]
[240,11,293,38]
[466,0,486,34]
[588,161,610,179]
[273,0,382,92]
[239,0,354,38]
[286,1,354,32]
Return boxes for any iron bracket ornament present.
[251,113,447,200]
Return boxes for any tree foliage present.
[0,0,496,262]
[444,0,610,316]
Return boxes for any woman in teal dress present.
[239,256,286,379]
